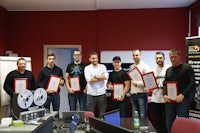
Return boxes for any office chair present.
[171,117,200,133]
[84,111,95,120]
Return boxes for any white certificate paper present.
[166,81,178,102]
[113,83,124,100]
[47,75,61,93]
[127,67,142,81]
[142,72,158,91]
[70,76,81,92]
[14,78,28,93]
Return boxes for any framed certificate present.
[69,76,81,92]
[14,78,28,93]
[142,72,158,91]
[127,67,143,81]
[166,81,178,102]
[113,83,124,100]
[46,75,61,93]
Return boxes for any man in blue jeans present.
[129,49,150,118]
[163,48,195,133]
[66,50,87,111]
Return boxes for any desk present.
[0,111,58,133]
[121,117,156,132]
[89,116,156,133]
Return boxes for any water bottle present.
[133,111,140,129]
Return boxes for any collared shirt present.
[129,61,150,94]
[84,63,108,96]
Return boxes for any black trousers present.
[151,102,167,133]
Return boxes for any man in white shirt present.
[151,52,169,133]
[84,51,108,118]
[129,49,150,118]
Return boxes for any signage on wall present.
[186,36,200,120]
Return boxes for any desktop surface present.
[89,117,156,133]
[0,111,57,133]
[121,117,156,132]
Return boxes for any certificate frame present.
[112,83,124,100]
[166,81,178,102]
[69,76,81,92]
[127,67,143,81]
[14,78,28,93]
[142,72,158,91]
[46,75,61,93]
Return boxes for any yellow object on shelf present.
[12,120,24,127]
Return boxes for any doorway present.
[44,45,82,117]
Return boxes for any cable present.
[11,108,20,120]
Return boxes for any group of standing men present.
[3,48,195,133]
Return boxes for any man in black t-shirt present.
[107,56,130,117]
[66,50,87,111]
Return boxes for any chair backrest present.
[84,111,95,120]
[171,117,200,133]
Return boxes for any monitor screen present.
[103,109,121,126]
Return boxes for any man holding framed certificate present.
[129,49,150,118]
[4,57,36,115]
[163,48,195,133]
[151,52,169,133]
[37,53,65,117]
[65,50,88,111]
[107,56,130,117]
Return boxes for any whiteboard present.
[0,56,32,106]
[100,50,171,71]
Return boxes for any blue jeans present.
[112,99,127,117]
[131,93,148,118]
[68,92,87,111]
[44,93,60,118]
[165,97,190,133]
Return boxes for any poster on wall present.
[186,36,200,120]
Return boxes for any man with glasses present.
[66,50,88,111]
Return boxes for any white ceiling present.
[0,0,197,11]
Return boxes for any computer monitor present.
[89,116,133,133]
[32,116,53,133]
[103,109,121,126]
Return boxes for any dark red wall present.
[0,6,7,55]
[96,8,188,51]
[5,8,189,77]
[190,0,200,36]
[7,11,97,77]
